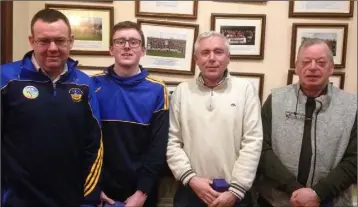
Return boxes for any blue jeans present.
[173,184,253,207]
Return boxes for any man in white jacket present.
[166,31,263,207]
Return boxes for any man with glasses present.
[256,38,356,207]
[1,8,102,207]
[91,21,169,207]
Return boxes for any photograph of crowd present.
[301,33,337,56]
[220,26,256,45]
[146,37,187,59]
[69,16,102,41]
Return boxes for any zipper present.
[209,89,214,110]
[52,82,57,96]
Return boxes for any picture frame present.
[164,81,181,96]
[137,19,199,75]
[45,4,114,56]
[230,72,264,101]
[211,13,266,59]
[289,1,354,18]
[135,1,198,19]
[290,23,348,68]
[286,69,345,89]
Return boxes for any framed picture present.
[164,81,181,101]
[287,69,345,89]
[211,13,266,59]
[137,19,198,75]
[45,4,114,56]
[230,72,264,101]
[135,1,198,19]
[289,1,354,18]
[290,23,348,68]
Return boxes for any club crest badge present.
[23,86,39,99]
[69,88,83,102]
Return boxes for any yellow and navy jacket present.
[91,65,169,200]
[1,51,103,207]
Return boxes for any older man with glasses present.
[91,21,169,207]
[1,8,102,207]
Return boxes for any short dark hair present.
[30,9,71,35]
[111,21,145,47]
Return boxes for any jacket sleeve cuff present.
[180,169,196,186]
[137,176,155,195]
[312,183,329,203]
[229,183,245,200]
[281,177,304,196]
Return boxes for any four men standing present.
[1,7,356,207]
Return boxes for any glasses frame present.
[112,38,142,48]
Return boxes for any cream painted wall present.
[13,1,357,102]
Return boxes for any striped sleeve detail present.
[229,183,245,200]
[84,138,103,196]
[179,169,196,186]
[145,76,169,110]
[89,72,106,77]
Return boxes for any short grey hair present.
[296,38,334,62]
[194,31,230,54]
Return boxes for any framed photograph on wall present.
[290,23,348,68]
[45,4,114,56]
[287,69,345,89]
[135,1,198,19]
[164,81,181,96]
[230,72,264,101]
[137,19,198,75]
[289,1,354,18]
[211,13,266,59]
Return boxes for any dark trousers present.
[256,196,273,207]
[173,184,253,207]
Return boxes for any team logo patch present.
[69,88,83,102]
[23,86,39,99]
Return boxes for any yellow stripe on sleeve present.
[84,138,103,196]
[145,76,169,110]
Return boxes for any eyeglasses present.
[113,38,142,48]
[34,38,70,48]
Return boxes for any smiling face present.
[194,35,230,82]
[109,28,145,69]
[29,19,74,73]
[295,42,334,92]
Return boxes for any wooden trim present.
[289,1,354,18]
[135,1,198,19]
[1,1,13,64]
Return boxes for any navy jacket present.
[1,51,102,207]
[91,65,169,200]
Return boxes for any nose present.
[209,51,215,60]
[123,41,130,48]
[308,60,318,70]
[48,41,59,51]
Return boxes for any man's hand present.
[188,176,221,205]
[124,190,147,207]
[290,188,320,207]
[100,191,115,205]
[208,191,237,207]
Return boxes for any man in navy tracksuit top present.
[1,9,102,207]
[91,21,169,207]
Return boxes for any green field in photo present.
[147,50,185,59]
[74,32,102,41]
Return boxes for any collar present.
[196,69,230,89]
[295,83,331,112]
[104,64,148,86]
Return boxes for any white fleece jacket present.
[166,73,263,200]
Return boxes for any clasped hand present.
[189,176,237,207]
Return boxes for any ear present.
[29,35,35,49]
[109,46,114,56]
[141,46,145,57]
[69,34,75,50]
